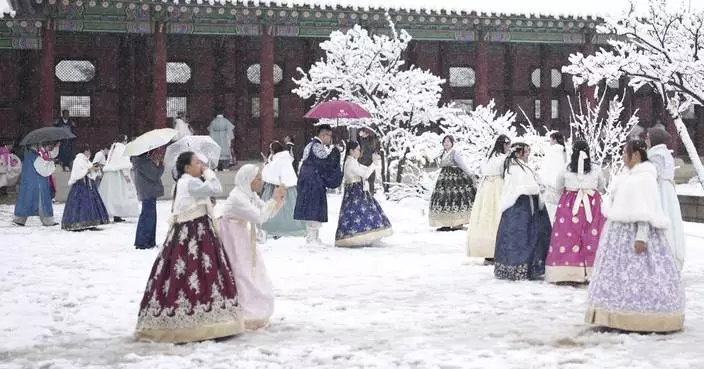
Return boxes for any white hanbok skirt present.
[218,217,274,330]
[659,180,686,270]
[98,170,140,218]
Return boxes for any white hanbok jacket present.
[500,161,542,213]
[68,153,98,186]
[343,156,378,191]
[262,151,298,188]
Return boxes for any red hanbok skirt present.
[135,212,244,343]
[545,190,606,283]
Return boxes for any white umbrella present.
[123,128,178,157]
[164,135,221,172]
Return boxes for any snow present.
[677,182,704,196]
[2,196,704,369]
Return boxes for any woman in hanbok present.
[335,141,392,247]
[214,164,285,330]
[261,141,305,238]
[13,142,58,226]
[494,142,552,281]
[61,146,110,231]
[586,139,684,333]
[98,135,140,223]
[0,141,21,196]
[428,135,477,231]
[538,132,567,224]
[646,127,686,270]
[466,135,511,264]
[545,140,606,283]
[135,151,245,343]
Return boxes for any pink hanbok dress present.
[545,168,606,283]
[214,165,282,330]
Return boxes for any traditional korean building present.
[0,0,701,158]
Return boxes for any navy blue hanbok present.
[61,153,110,231]
[293,138,343,223]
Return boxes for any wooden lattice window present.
[454,99,474,113]
[449,67,476,87]
[55,60,95,82]
[167,62,191,84]
[531,68,562,88]
[251,97,280,118]
[551,99,559,119]
[246,64,284,85]
[167,97,187,118]
[60,96,91,117]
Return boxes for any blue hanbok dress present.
[335,157,392,247]
[61,153,110,231]
[494,162,551,281]
[13,148,56,226]
[293,138,343,223]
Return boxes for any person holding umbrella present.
[13,141,60,226]
[123,128,178,249]
[132,148,165,249]
[293,124,343,245]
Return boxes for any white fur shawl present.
[605,161,669,229]
[500,162,541,213]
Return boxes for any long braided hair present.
[502,142,530,178]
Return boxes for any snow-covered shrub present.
[568,90,639,190]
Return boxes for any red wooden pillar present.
[580,35,596,106]
[475,33,489,107]
[259,25,275,153]
[539,45,552,127]
[152,22,167,128]
[39,20,55,126]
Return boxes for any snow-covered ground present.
[1,195,704,369]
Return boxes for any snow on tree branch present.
[568,91,640,189]
[292,14,460,196]
[563,0,704,189]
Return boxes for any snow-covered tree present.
[292,14,460,191]
[568,90,640,189]
[562,0,704,188]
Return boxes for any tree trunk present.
[672,114,704,189]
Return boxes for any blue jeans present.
[135,198,157,249]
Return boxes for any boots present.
[305,227,320,245]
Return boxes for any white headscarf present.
[234,164,261,197]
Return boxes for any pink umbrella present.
[304,100,371,121]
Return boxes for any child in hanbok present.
[335,141,392,247]
[494,142,552,281]
[98,135,140,223]
[13,143,58,226]
[214,164,285,330]
[261,141,305,238]
[429,135,476,231]
[61,146,110,231]
[538,132,567,223]
[586,139,684,333]
[646,128,686,270]
[467,135,511,264]
[545,140,606,283]
[135,151,245,343]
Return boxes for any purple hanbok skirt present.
[586,221,685,332]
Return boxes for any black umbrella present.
[19,127,76,146]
